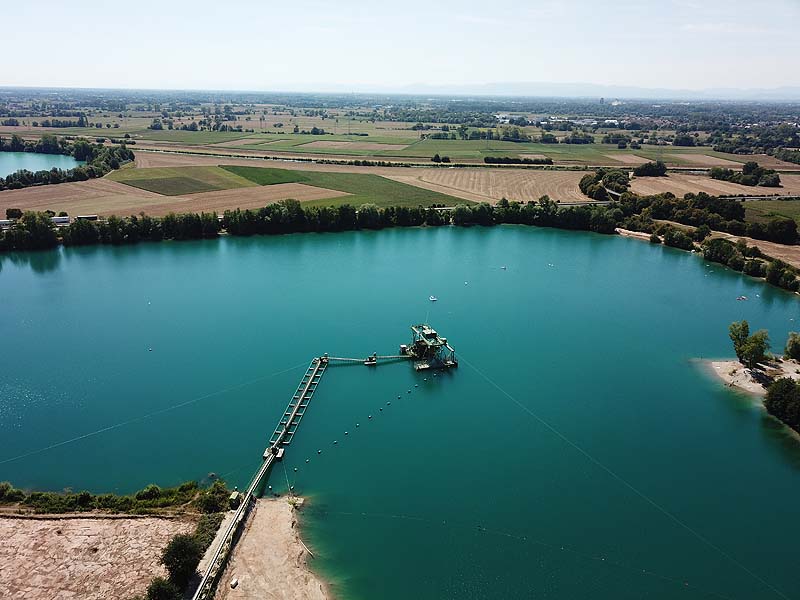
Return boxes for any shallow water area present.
[2,226,800,600]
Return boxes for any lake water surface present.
[2,227,800,600]
[0,151,83,177]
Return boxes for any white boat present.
[429,295,438,302]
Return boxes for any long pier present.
[192,357,327,600]
[191,326,451,599]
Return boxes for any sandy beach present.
[215,497,329,600]
[615,227,653,242]
[707,357,800,396]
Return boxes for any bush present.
[785,332,800,360]
[633,161,667,177]
[0,481,25,502]
[161,534,203,588]
[692,224,711,241]
[743,259,766,277]
[136,484,161,501]
[146,577,182,600]
[196,480,230,513]
[649,233,661,244]
[765,378,800,433]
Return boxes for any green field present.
[221,165,462,208]
[132,130,255,145]
[744,200,800,224]
[108,166,256,195]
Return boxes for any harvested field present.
[605,154,650,165]
[518,154,549,160]
[668,154,743,167]
[631,173,800,197]
[0,179,347,217]
[211,137,267,148]
[0,515,194,600]
[299,140,408,151]
[0,179,161,217]
[215,498,328,600]
[390,169,587,204]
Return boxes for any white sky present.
[3,0,798,93]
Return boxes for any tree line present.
[484,156,554,165]
[579,166,796,244]
[710,161,781,187]
[0,138,134,191]
[4,191,800,294]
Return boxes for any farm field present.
[0,172,350,217]
[743,199,800,224]
[222,165,460,207]
[387,169,588,203]
[630,172,800,197]
[108,165,257,195]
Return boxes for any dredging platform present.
[401,323,458,371]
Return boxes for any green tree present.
[161,534,203,589]
[785,332,800,360]
[146,577,181,600]
[729,320,750,361]
[764,378,800,433]
[729,320,769,369]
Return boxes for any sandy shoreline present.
[215,497,330,600]
[615,227,652,242]
[705,357,800,397]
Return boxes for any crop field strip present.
[108,165,258,195]
[221,165,462,208]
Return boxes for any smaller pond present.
[0,151,84,178]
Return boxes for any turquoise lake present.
[0,151,83,177]
[2,226,800,599]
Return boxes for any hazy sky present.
[4,0,799,92]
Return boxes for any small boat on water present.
[429,295,438,302]
[736,295,748,301]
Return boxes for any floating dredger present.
[399,324,458,371]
